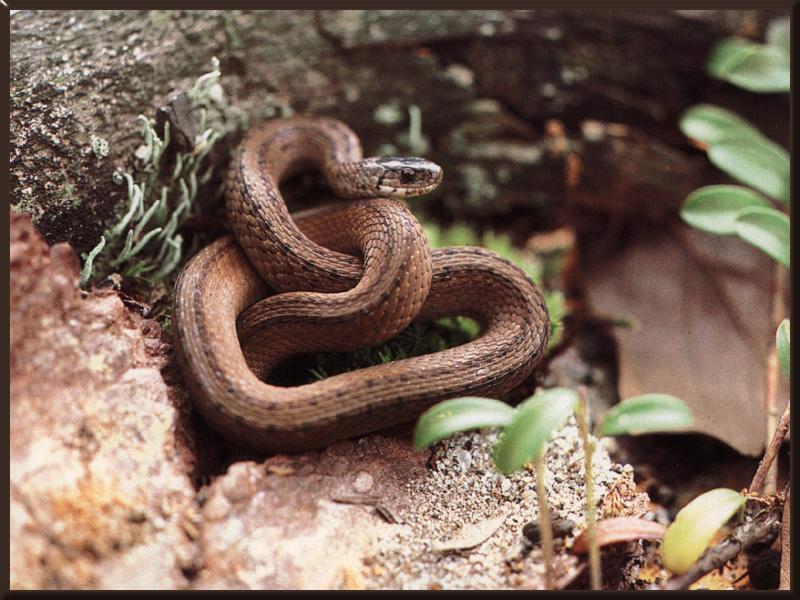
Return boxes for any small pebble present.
[353,471,374,493]
[454,449,472,471]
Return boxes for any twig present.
[662,500,783,590]
[576,386,601,590]
[779,489,790,590]
[750,402,790,494]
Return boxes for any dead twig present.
[749,402,790,495]
[662,498,783,590]
[779,489,790,590]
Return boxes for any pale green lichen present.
[90,135,109,159]
[80,57,226,291]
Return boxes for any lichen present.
[90,136,109,160]
[79,57,228,307]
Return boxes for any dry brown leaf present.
[638,563,666,585]
[585,225,789,456]
[571,517,666,554]
[432,514,506,552]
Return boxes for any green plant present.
[414,389,693,589]
[291,318,477,384]
[706,17,789,93]
[680,16,789,267]
[656,20,790,585]
[421,221,567,348]
[776,319,790,378]
[419,388,577,588]
[596,393,696,437]
[661,488,746,575]
[680,16,790,501]
[79,57,227,291]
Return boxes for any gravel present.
[362,417,630,589]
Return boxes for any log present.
[10,9,787,252]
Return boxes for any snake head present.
[363,156,443,199]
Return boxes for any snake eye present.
[399,168,416,184]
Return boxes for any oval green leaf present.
[733,206,790,267]
[681,185,769,235]
[662,488,745,574]
[597,394,694,437]
[766,17,790,55]
[708,38,790,93]
[707,38,757,77]
[708,137,790,202]
[776,319,790,378]
[412,397,515,450]
[494,388,578,474]
[679,104,762,146]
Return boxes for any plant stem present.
[763,262,787,494]
[762,347,781,494]
[576,387,601,590]
[535,457,555,590]
[750,402,790,494]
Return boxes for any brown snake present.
[173,116,550,452]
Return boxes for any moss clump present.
[423,221,567,348]
[271,317,479,386]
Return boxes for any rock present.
[194,435,426,589]
[10,211,196,589]
[9,210,641,589]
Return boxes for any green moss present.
[274,317,479,386]
[423,221,566,349]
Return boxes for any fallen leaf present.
[432,514,506,552]
[585,225,788,456]
[571,517,666,554]
[637,563,667,585]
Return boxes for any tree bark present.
[10,10,788,252]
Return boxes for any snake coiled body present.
[173,116,550,452]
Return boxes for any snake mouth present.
[378,183,441,198]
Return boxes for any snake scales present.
[173,116,550,452]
